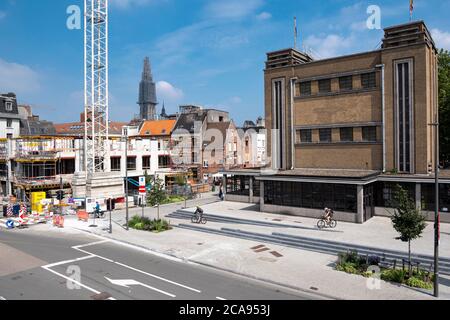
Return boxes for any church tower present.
[138,57,158,120]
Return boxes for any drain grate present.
[254,247,270,253]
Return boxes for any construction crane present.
[84,0,109,176]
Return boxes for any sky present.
[0,0,450,126]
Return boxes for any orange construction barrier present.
[53,215,65,228]
[77,210,89,222]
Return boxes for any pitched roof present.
[54,121,127,136]
[203,121,233,144]
[139,119,176,136]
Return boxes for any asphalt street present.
[0,228,323,300]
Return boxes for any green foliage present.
[439,49,450,163]
[147,178,167,207]
[127,215,172,233]
[381,269,407,284]
[336,251,371,275]
[406,277,433,290]
[391,185,426,243]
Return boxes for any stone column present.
[415,183,422,211]
[357,185,364,224]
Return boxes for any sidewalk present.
[47,200,450,300]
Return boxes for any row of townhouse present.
[1,103,267,199]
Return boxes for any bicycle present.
[317,217,337,229]
[191,214,207,224]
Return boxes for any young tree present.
[147,178,167,207]
[391,185,427,277]
[439,49,450,165]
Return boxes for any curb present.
[67,226,337,300]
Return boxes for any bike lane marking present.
[41,265,116,300]
[72,239,202,293]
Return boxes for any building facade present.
[225,21,448,223]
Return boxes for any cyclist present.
[194,206,204,219]
[323,208,334,224]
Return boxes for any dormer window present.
[5,101,13,111]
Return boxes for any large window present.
[127,157,137,170]
[339,76,353,91]
[374,182,415,208]
[6,119,12,128]
[159,155,171,168]
[361,72,376,89]
[396,61,412,173]
[142,156,151,170]
[300,81,312,96]
[340,127,353,142]
[264,181,357,213]
[111,157,121,172]
[226,176,250,196]
[362,127,377,142]
[56,159,76,175]
[421,183,450,212]
[319,128,332,143]
[318,79,331,93]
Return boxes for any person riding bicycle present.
[194,206,204,219]
[323,207,334,224]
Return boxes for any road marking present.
[72,240,201,293]
[43,255,96,268]
[216,296,226,300]
[41,266,116,300]
[72,240,110,249]
[114,261,201,293]
[105,277,176,298]
[0,296,6,300]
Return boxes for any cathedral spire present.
[138,57,158,120]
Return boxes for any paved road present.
[0,229,323,300]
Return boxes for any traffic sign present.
[6,220,15,229]
[139,176,146,196]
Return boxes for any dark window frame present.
[362,126,377,142]
[361,72,376,89]
[340,127,354,142]
[339,75,353,91]
[318,79,332,93]
[319,128,332,143]
[300,81,312,96]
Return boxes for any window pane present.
[318,79,331,93]
[340,127,353,142]
[319,128,332,142]
[300,81,311,96]
[299,129,312,143]
[361,72,376,89]
[339,76,353,91]
[362,127,377,142]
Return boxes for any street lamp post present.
[431,118,440,298]
[124,127,129,231]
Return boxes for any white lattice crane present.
[84,0,109,176]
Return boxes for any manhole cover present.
[91,292,112,300]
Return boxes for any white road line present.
[43,255,96,268]
[73,247,114,262]
[72,240,110,250]
[113,261,201,293]
[216,296,227,300]
[0,296,6,300]
[41,266,116,300]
